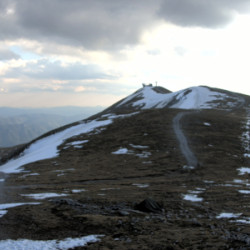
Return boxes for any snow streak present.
[0,119,112,174]
[0,235,103,250]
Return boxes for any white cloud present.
[74,86,85,92]
[0,1,250,108]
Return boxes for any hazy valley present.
[0,106,104,147]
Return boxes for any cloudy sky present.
[1,0,250,107]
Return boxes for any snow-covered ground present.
[118,86,237,110]
[238,190,250,194]
[183,188,205,202]
[21,193,68,200]
[238,167,250,175]
[216,213,242,219]
[112,148,131,155]
[0,119,112,174]
[0,235,103,250]
[67,140,89,146]
[72,189,87,193]
[112,146,151,158]
[183,194,203,202]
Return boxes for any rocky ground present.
[0,108,250,249]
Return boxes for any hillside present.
[0,85,250,249]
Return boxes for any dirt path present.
[173,111,198,168]
[0,172,7,204]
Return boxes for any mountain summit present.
[104,85,247,114]
[0,85,250,249]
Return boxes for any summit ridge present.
[104,85,248,114]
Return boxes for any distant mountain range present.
[0,106,104,147]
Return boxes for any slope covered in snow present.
[113,85,245,111]
[0,112,140,174]
[0,119,112,173]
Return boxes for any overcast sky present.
[1,0,250,107]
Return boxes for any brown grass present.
[1,108,250,249]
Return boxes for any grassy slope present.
[1,107,250,248]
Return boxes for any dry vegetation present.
[1,107,250,249]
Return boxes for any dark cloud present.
[1,0,250,51]
[0,0,159,50]
[6,59,114,80]
[0,48,20,60]
[158,0,250,28]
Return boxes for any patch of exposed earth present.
[0,108,250,249]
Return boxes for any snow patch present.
[233,179,249,185]
[238,167,250,175]
[0,119,112,174]
[239,190,250,194]
[183,194,203,202]
[52,168,75,177]
[216,213,242,219]
[234,179,244,184]
[66,140,89,149]
[53,168,74,173]
[132,183,149,188]
[204,122,211,126]
[20,173,40,178]
[112,147,151,158]
[188,189,204,194]
[129,144,149,149]
[183,188,205,202]
[220,184,241,187]
[203,180,214,184]
[183,165,195,170]
[106,112,140,119]
[0,235,103,250]
[21,193,68,200]
[0,210,7,217]
[72,189,87,193]
[112,148,131,155]
[236,218,250,224]
[68,140,89,146]
[135,151,151,158]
